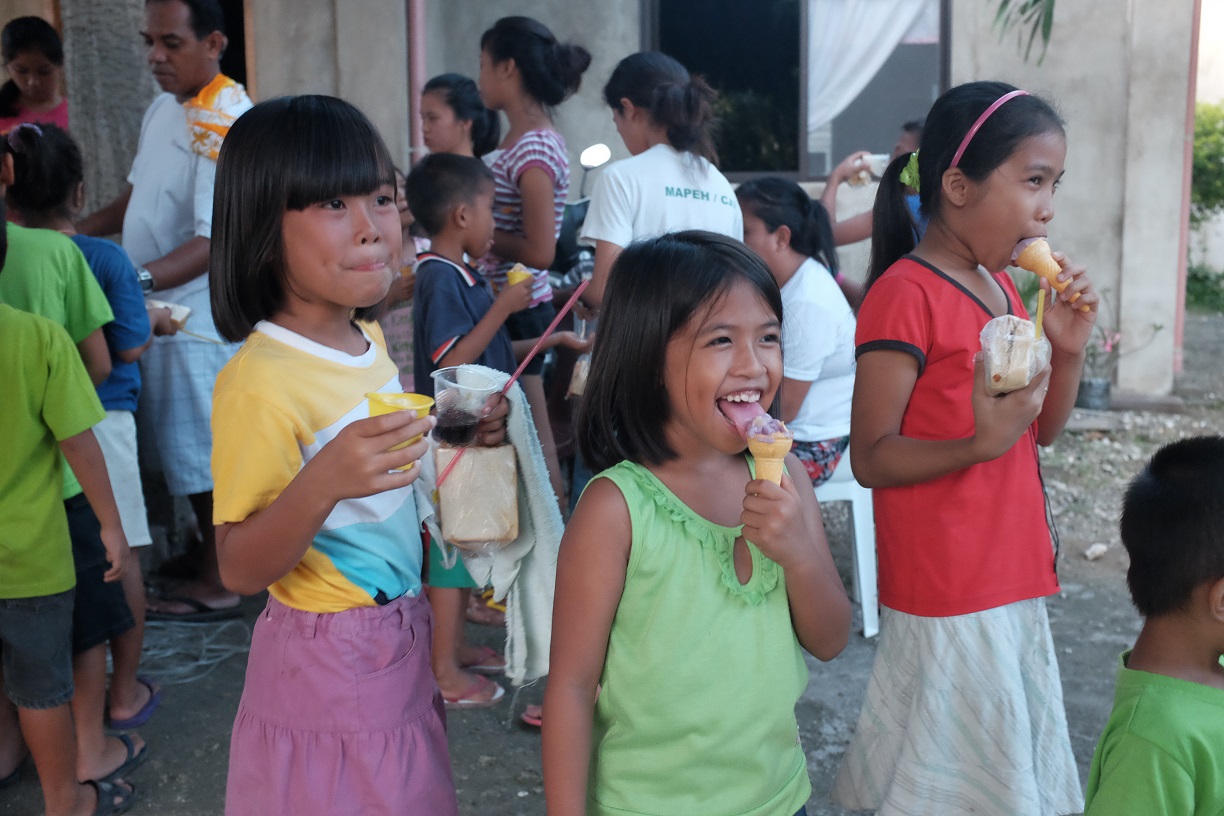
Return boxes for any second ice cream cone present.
[748,435,792,485]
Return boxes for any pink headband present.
[949,89,1030,168]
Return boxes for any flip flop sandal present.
[107,676,162,730]
[85,777,137,815]
[480,588,507,613]
[459,645,506,674]
[442,675,505,710]
[97,734,149,784]
[520,704,543,728]
[145,595,242,623]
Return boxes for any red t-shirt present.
[856,256,1059,616]
[0,98,68,134]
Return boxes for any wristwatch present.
[137,266,155,293]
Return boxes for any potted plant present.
[1076,327,1120,410]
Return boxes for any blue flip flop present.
[99,734,149,784]
[85,778,137,815]
[107,676,162,730]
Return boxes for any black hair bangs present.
[578,231,783,472]
[210,95,398,341]
[280,97,397,211]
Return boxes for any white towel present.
[414,365,562,686]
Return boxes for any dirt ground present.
[3,313,1221,816]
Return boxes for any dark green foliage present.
[993,0,1056,63]
[1192,103,1224,229]
[1187,263,1224,314]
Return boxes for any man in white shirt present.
[79,0,252,620]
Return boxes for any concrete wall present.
[423,1,639,194]
[247,0,410,167]
[61,0,156,215]
[952,0,1194,396]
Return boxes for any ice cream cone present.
[748,434,792,485]
[1014,239,1065,293]
[1013,238,1087,310]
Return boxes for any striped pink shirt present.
[478,128,569,305]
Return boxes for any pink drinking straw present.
[434,278,590,490]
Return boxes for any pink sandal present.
[442,675,505,710]
[520,704,542,728]
[459,645,505,674]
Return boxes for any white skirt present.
[831,597,1084,816]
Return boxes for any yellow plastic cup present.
[505,266,534,287]
[366,392,434,469]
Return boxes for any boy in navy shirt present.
[407,153,586,394]
[404,152,584,711]
[407,153,527,396]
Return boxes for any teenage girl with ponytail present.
[477,15,590,508]
[421,73,500,158]
[580,51,742,310]
[736,178,854,486]
[830,80,1096,816]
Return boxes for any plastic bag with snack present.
[979,314,1051,396]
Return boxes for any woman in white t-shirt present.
[580,51,742,309]
[737,177,855,486]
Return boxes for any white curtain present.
[806,0,937,137]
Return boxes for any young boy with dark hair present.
[1085,435,1224,814]
[404,151,585,711]
[0,186,136,813]
[406,151,530,390]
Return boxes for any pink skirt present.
[226,593,457,816]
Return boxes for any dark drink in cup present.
[433,408,480,446]
[430,366,498,448]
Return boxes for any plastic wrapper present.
[434,444,518,553]
[980,314,1051,396]
[567,352,590,398]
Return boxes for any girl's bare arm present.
[742,458,851,660]
[584,240,624,310]
[216,412,433,594]
[490,167,559,270]
[850,348,1048,488]
[542,477,631,816]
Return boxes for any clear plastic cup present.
[430,366,499,447]
[367,392,434,469]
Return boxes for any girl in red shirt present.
[0,17,67,134]
[831,81,1098,816]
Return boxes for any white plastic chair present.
[814,450,879,638]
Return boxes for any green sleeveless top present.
[588,460,811,816]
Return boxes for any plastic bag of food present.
[434,444,518,553]
[980,314,1051,396]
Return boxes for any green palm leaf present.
[994,0,1056,63]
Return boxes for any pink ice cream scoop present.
[746,414,793,485]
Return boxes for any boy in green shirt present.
[0,183,134,812]
[1085,436,1224,815]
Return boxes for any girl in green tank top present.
[542,231,852,816]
